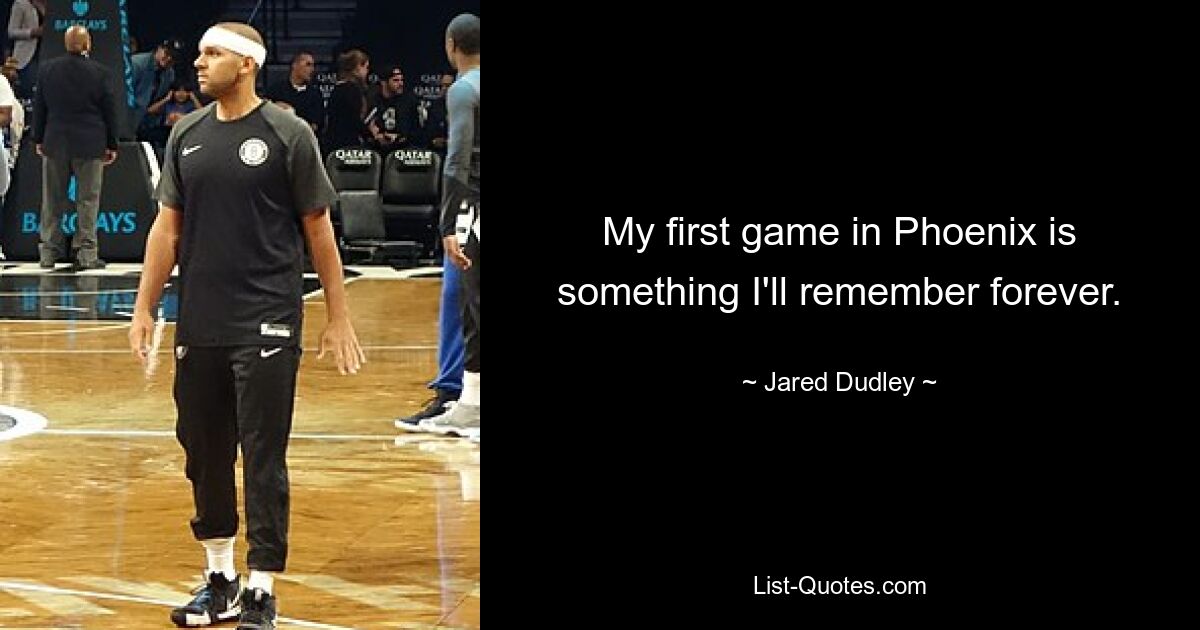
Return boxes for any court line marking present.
[1,278,375,322]
[0,323,131,337]
[0,267,430,300]
[347,265,441,279]
[0,580,355,630]
[0,318,143,324]
[0,406,48,443]
[0,273,438,341]
[0,282,334,300]
[0,289,143,297]
[0,579,114,615]
[302,274,373,300]
[0,345,436,354]
[277,574,441,614]
[42,429,401,441]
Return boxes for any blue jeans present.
[428,253,465,393]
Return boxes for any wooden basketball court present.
[0,264,479,629]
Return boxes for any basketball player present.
[420,13,480,441]
[128,22,364,630]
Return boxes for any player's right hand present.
[443,235,471,271]
[129,311,154,363]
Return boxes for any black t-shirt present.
[264,78,325,131]
[365,87,418,143]
[324,81,366,151]
[156,101,337,347]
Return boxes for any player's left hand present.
[318,316,366,375]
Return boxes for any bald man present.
[32,25,119,270]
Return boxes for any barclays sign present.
[19,210,139,235]
[54,18,109,31]
[54,0,108,32]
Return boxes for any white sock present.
[460,371,480,406]
[201,537,237,581]
[247,570,276,595]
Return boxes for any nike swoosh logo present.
[182,145,202,156]
[260,347,283,358]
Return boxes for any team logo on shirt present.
[239,138,270,166]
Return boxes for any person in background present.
[400,14,480,442]
[323,49,369,154]
[0,56,22,172]
[265,51,323,136]
[392,72,462,427]
[2,56,23,100]
[129,41,177,139]
[144,79,201,153]
[32,25,120,270]
[365,64,418,152]
[6,0,45,98]
[0,67,20,167]
[418,72,455,153]
[0,70,17,259]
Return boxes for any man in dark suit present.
[33,25,119,270]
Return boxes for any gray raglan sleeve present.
[284,115,338,215]
[440,80,478,236]
[442,81,477,185]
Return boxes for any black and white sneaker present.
[419,402,479,439]
[395,389,459,432]
[236,588,277,630]
[170,572,241,627]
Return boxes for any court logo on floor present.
[0,405,48,442]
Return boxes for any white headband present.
[199,26,266,66]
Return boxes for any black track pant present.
[462,228,480,373]
[174,344,301,572]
